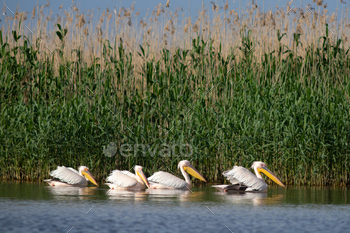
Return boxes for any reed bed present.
[1,1,350,185]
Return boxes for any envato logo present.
[103,142,193,157]
[103,142,117,157]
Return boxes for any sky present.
[2,0,342,23]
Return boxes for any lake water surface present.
[1,181,350,233]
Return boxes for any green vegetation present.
[1,1,350,185]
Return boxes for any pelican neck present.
[180,166,191,185]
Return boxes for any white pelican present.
[148,160,206,189]
[105,165,150,190]
[212,161,285,192]
[44,166,98,187]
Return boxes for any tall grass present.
[1,1,350,185]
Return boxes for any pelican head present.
[251,161,285,187]
[178,160,207,182]
[134,165,150,188]
[78,166,98,186]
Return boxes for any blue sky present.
[3,0,342,22]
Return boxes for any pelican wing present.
[106,170,138,187]
[148,171,188,189]
[67,167,80,175]
[50,166,84,185]
[226,177,240,185]
[120,170,137,179]
[223,166,268,191]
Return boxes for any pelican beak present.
[184,164,207,182]
[137,171,150,188]
[257,167,285,187]
[81,171,98,186]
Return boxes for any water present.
[1,182,350,233]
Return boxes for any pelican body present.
[148,160,206,189]
[44,166,98,187]
[212,161,285,192]
[105,165,150,190]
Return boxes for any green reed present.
[1,24,350,185]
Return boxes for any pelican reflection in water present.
[215,191,284,206]
[213,161,285,192]
[106,189,147,201]
[46,186,98,201]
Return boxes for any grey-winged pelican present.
[212,161,285,192]
[44,166,98,187]
[148,160,206,189]
[105,165,150,190]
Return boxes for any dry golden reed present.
[2,0,350,74]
